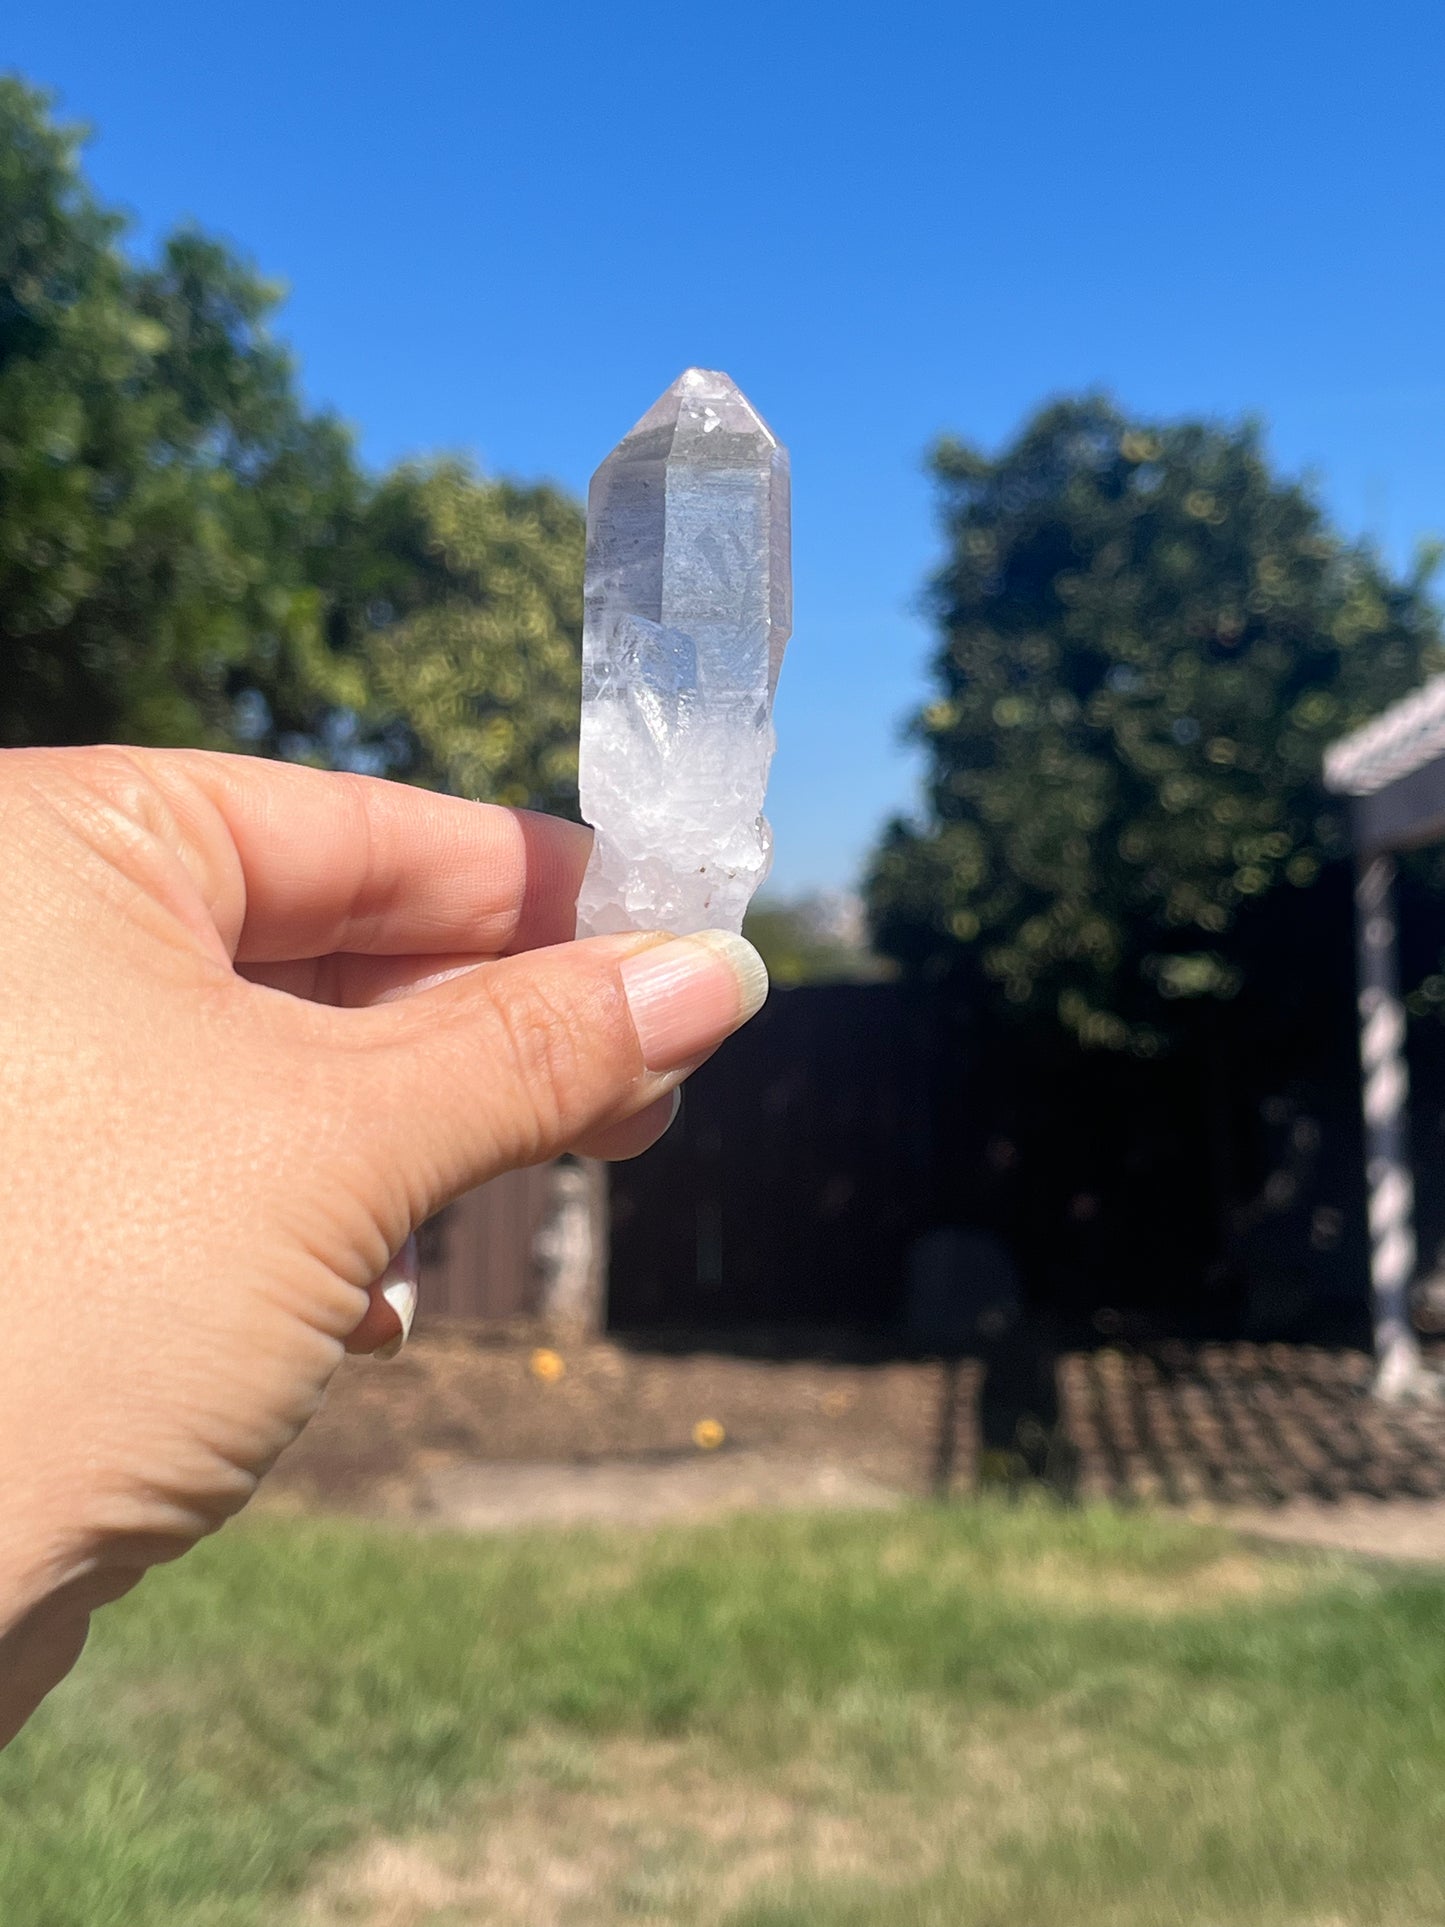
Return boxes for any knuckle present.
[7,746,183,885]
[483,973,596,1163]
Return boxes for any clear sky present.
[8,2,1445,893]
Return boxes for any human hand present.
[0,747,766,1745]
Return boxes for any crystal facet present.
[574,368,792,937]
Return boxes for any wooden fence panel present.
[606,984,936,1330]
[418,1164,556,1322]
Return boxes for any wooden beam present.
[1352,750,1445,855]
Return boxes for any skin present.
[0,747,765,1747]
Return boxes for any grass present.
[5,1501,1445,1924]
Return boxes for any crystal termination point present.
[574,368,792,938]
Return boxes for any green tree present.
[867,397,1445,1048]
[0,78,588,812]
[0,76,359,751]
[308,463,585,813]
[2,79,589,805]
[236,461,585,812]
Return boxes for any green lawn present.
[6,1501,1445,1925]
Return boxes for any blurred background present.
[8,6,1445,1924]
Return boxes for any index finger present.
[144,751,591,962]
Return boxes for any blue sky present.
[8,2,1445,893]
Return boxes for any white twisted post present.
[1355,854,1433,1398]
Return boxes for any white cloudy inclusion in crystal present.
[574,368,792,937]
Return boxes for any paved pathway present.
[421,1450,904,1530]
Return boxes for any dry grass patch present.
[992,1545,1310,1614]
[295,1717,1117,1927]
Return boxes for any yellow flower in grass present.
[530,1347,565,1383]
[692,1419,726,1451]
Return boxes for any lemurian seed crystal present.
[574,368,792,937]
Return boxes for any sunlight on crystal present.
[575,368,792,937]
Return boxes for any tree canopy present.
[322,464,582,813]
[0,77,583,811]
[0,76,358,750]
[867,397,1445,1048]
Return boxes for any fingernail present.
[619,931,769,1073]
[375,1236,419,1360]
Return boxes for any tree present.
[0,79,586,811]
[867,396,1445,1049]
[0,77,360,751]
[317,464,584,813]
[230,461,585,812]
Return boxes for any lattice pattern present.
[1324,673,1445,796]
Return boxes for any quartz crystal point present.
[575,368,792,937]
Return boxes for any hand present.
[0,747,766,1745]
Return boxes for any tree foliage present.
[867,397,1445,1048]
[0,77,358,750]
[324,465,583,813]
[0,77,584,812]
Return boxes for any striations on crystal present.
[574,368,792,938]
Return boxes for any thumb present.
[339,929,768,1228]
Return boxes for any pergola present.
[1325,678,1445,1398]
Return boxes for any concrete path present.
[420,1450,905,1530]
[1221,1497,1445,1564]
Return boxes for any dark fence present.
[606,978,1394,1347]
[608,984,935,1329]
[420,962,1445,1347]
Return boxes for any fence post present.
[1354,852,1430,1398]
[534,1157,609,1334]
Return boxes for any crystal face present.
[575,368,792,937]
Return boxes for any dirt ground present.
[263,1323,982,1523]
[262,1324,1445,1560]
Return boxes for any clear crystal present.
[575,368,792,937]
